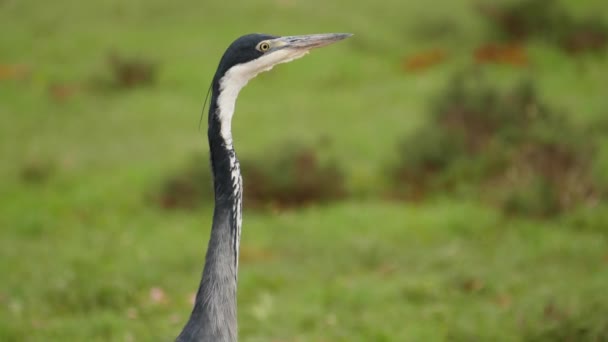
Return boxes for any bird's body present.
[176,33,351,342]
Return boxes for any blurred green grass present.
[1,0,608,340]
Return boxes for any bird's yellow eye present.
[258,42,270,52]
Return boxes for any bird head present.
[213,33,352,87]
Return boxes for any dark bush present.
[151,154,213,210]
[522,302,608,342]
[151,143,347,210]
[20,158,55,184]
[479,0,608,55]
[106,52,157,89]
[241,143,347,209]
[392,71,604,216]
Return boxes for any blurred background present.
[1,0,608,340]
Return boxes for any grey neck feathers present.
[176,75,243,342]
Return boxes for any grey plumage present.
[177,207,239,341]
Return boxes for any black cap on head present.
[214,33,278,80]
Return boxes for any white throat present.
[216,48,309,145]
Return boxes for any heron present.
[176,33,352,342]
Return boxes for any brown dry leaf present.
[474,43,528,66]
[49,83,79,102]
[239,245,275,264]
[0,64,29,80]
[403,49,447,72]
[461,278,485,293]
[149,287,168,305]
[495,294,512,309]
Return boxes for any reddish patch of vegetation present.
[0,64,29,81]
[474,43,528,66]
[402,49,447,72]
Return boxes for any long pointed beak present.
[272,33,353,51]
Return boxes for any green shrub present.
[393,71,604,217]
[150,154,214,209]
[241,143,347,209]
[479,0,608,55]
[522,302,608,341]
[151,143,346,210]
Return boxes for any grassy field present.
[1,0,608,341]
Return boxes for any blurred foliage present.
[392,70,604,217]
[522,301,608,341]
[242,143,347,209]
[479,0,608,54]
[88,52,158,90]
[19,157,55,185]
[151,143,346,210]
[149,153,214,209]
[564,203,608,232]
[107,53,157,88]
[473,42,529,66]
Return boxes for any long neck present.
[177,75,244,342]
